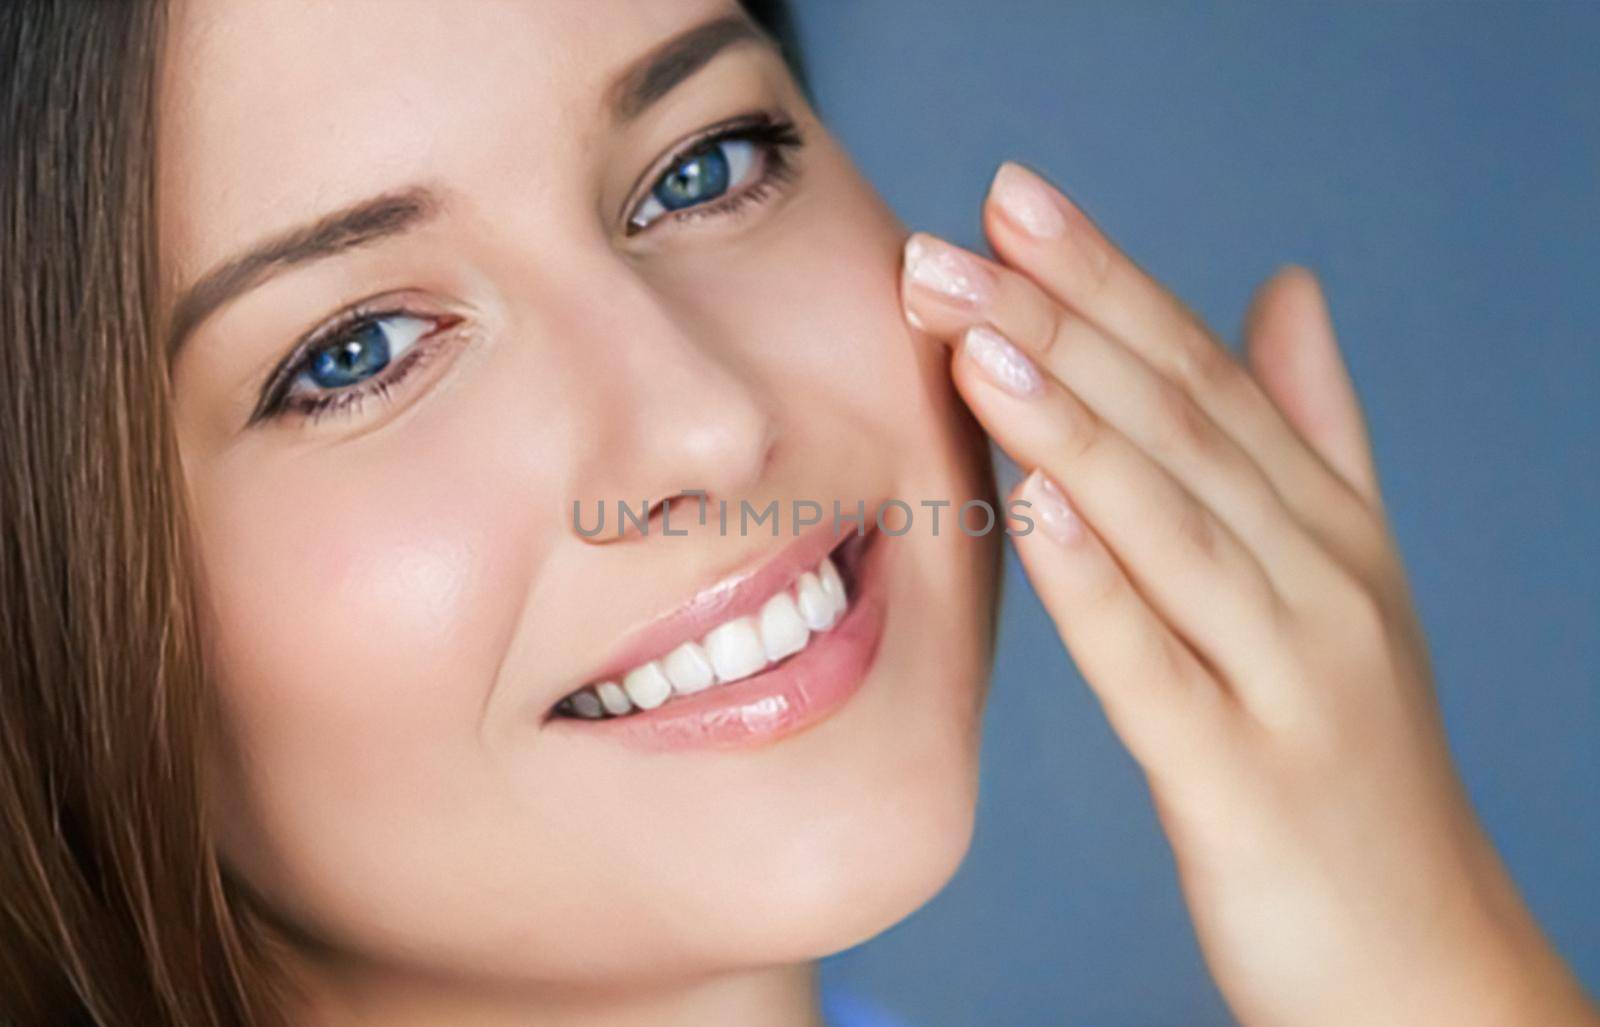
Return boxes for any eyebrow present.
[606,15,766,123]
[164,188,440,359]
[165,14,771,361]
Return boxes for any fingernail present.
[904,234,995,308]
[989,163,1110,280]
[991,162,1067,240]
[961,325,1042,398]
[1027,470,1084,545]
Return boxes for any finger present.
[1008,469,1243,779]
[1244,266,1382,507]
[980,162,1370,529]
[949,324,1292,697]
[902,233,1333,597]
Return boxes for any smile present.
[548,521,886,750]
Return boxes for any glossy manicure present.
[904,234,995,308]
[1028,470,1084,545]
[991,162,1067,239]
[961,325,1043,398]
[988,162,1110,280]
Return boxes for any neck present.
[282,956,826,1027]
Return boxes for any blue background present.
[797,3,1600,1024]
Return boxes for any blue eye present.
[624,115,805,235]
[652,140,741,211]
[304,320,388,388]
[629,137,763,232]
[300,314,431,390]
[250,308,454,427]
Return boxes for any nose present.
[564,270,775,543]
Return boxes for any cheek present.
[202,468,492,724]
[190,433,544,897]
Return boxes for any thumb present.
[1244,266,1381,505]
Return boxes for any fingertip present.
[902,290,928,332]
[1021,468,1087,547]
[982,162,1111,294]
[1271,262,1318,289]
[901,230,934,268]
[988,161,1069,241]
[1245,263,1333,352]
[899,232,935,332]
[1280,265,1332,324]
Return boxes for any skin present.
[160,1,995,1023]
[153,0,1596,1024]
[901,166,1599,1024]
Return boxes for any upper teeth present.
[560,553,851,719]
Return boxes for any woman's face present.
[160,0,997,997]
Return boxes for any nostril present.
[585,491,711,542]
[648,491,711,536]
[572,491,711,543]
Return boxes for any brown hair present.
[1,2,804,1024]
[1,2,281,1024]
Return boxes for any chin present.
[800,764,982,960]
[687,527,994,973]
[643,716,985,981]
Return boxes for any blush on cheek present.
[198,461,533,757]
[196,470,541,909]
[339,535,478,650]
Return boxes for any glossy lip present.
[547,523,889,752]
[569,514,868,695]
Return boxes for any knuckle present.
[1056,533,1122,613]
[1057,399,1102,463]
[1348,520,1403,585]
[1275,704,1351,767]
[1039,303,1076,363]
[1147,380,1215,461]
[1081,559,1127,612]
[1322,566,1390,650]
[1169,327,1239,396]
[1080,238,1115,301]
[1238,465,1294,540]
[1173,494,1218,561]
[1234,554,1286,638]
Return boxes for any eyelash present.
[249,305,461,427]
[253,110,806,427]
[622,112,805,236]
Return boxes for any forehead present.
[155,0,738,287]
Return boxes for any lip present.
[548,522,889,751]
[574,516,866,692]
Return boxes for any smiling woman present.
[3,2,1597,1027]
[2,1,994,1025]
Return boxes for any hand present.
[900,162,1598,1026]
